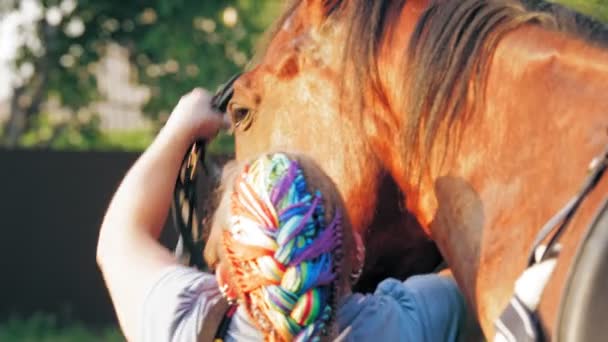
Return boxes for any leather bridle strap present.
[170,75,242,342]
[172,74,241,270]
[528,145,608,266]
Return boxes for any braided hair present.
[222,153,344,341]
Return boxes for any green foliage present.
[17,112,155,150]
[97,0,282,118]
[2,0,282,150]
[47,0,279,113]
[550,0,608,22]
[0,314,123,342]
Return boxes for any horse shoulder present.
[487,25,608,120]
[478,24,608,338]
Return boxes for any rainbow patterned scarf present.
[223,153,342,341]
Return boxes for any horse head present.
[226,0,441,292]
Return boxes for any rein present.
[495,145,608,342]
[528,145,608,266]
[171,74,240,270]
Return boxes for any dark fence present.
[0,149,180,326]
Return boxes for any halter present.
[172,73,241,270]
[170,75,242,342]
[495,145,608,342]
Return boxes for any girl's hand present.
[98,88,228,342]
[164,88,229,141]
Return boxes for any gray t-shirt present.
[140,265,465,341]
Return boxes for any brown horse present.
[225,0,608,338]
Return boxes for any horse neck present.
[373,17,608,224]
[361,0,432,228]
[434,24,608,220]
[421,25,608,335]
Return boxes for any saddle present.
[557,198,608,342]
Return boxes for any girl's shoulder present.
[140,265,228,341]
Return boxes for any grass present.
[0,314,123,342]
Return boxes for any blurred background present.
[0,0,605,341]
[0,1,280,341]
[0,0,283,152]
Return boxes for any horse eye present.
[228,103,253,131]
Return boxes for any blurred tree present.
[1,0,281,148]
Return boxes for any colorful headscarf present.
[223,153,343,341]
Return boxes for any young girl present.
[97,88,466,341]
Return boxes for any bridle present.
[529,146,608,267]
[171,74,241,270]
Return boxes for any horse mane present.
[404,0,608,174]
[259,0,608,175]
